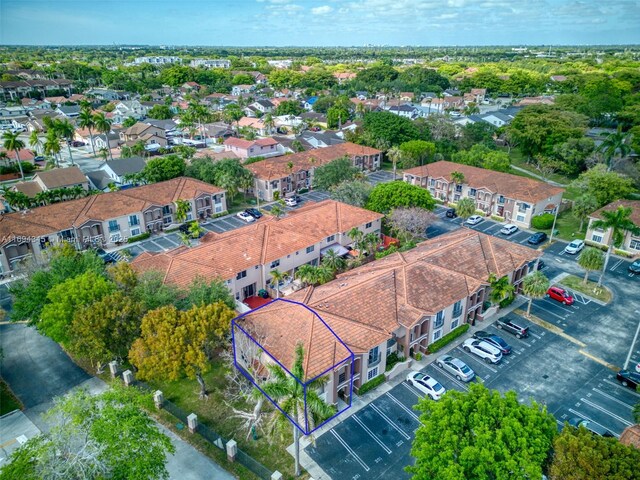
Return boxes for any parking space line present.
[385,392,421,423]
[455,348,498,373]
[579,398,632,427]
[351,415,392,454]
[591,388,635,409]
[534,304,571,321]
[568,409,620,438]
[539,299,575,314]
[610,259,623,271]
[330,430,370,471]
[401,382,422,399]
[430,365,470,390]
[602,379,640,397]
[369,403,411,439]
[164,237,180,247]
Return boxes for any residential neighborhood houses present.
[586,199,640,255]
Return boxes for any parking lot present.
[305,309,639,480]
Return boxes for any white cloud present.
[311,5,334,15]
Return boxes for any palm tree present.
[2,131,26,180]
[43,129,62,167]
[456,197,476,220]
[262,342,334,477]
[28,130,43,156]
[174,199,192,223]
[449,171,465,203]
[521,271,550,317]
[321,249,346,273]
[78,108,97,156]
[590,205,640,286]
[295,264,320,286]
[577,247,604,285]
[270,269,288,298]
[93,112,114,160]
[386,146,402,180]
[263,113,275,134]
[598,126,631,171]
[53,119,76,166]
[270,203,285,218]
[488,273,515,306]
[347,227,365,258]
[363,232,381,256]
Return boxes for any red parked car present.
[546,286,574,305]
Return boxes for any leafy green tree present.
[147,104,173,120]
[330,180,373,207]
[577,247,604,285]
[398,140,436,168]
[51,118,77,166]
[388,207,437,243]
[69,292,142,372]
[550,426,640,480]
[408,383,556,480]
[456,196,477,220]
[122,117,137,128]
[320,249,346,273]
[482,150,512,172]
[2,130,26,180]
[174,198,191,223]
[488,273,515,306]
[590,205,640,286]
[140,155,186,183]
[0,386,174,480]
[362,111,421,147]
[312,157,360,191]
[40,271,115,344]
[93,112,113,160]
[132,270,183,312]
[507,105,588,160]
[365,181,436,214]
[521,271,550,316]
[181,275,235,310]
[275,100,303,116]
[571,164,635,208]
[130,303,234,399]
[261,343,334,477]
[572,194,599,232]
[459,122,497,150]
[552,137,594,175]
[77,108,96,156]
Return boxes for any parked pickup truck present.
[495,318,529,339]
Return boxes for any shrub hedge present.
[531,213,555,229]
[127,232,151,243]
[426,324,470,354]
[357,374,386,395]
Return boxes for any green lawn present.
[0,378,22,415]
[504,148,576,187]
[150,357,299,479]
[535,210,585,242]
[559,274,612,303]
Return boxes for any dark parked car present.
[567,417,614,437]
[529,259,545,271]
[71,140,85,147]
[527,232,548,245]
[616,369,640,390]
[473,331,512,355]
[495,318,529,339]
[245,208,263,219]
[179,221,205,238]
[95,248,116,264]
[629,260,640,275]
[445,208,457,218]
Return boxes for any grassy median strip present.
[0,378,22,415]
[558,275,612,304]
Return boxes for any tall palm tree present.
[347,227,365,258]
[295,264,320,286]
[263,113,275,134]
[53,119,76,166]
[577,247,604,285]
[78,108,97,156]
[363,232,381,257]
[521,271,550,317]
[93,112,114,160]
[43,130,62,167]
[488,273,515,306]
[174,199,192,223]
[591,205,640,286]
[2,131,26,180]
[598,126,631,171]
[321,249,346,273]
[386,146,402,181]
[456,197,476,220]
[449,171,465,203]
[28,130,43,156]
[262,342,334,477]
[270,269,288,298]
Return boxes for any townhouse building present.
[190,59,231,69]
[585,200,640,256]
[0,79,73,100]
[131,200,383,302]
[236,229,540,405]
[0,177,226,274]
[223,137,285,160]
[403,161,564,228]
[13,166,89,198]
[246,142,382,201]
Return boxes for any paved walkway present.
[510,165,567,187]
[0,323,234,479]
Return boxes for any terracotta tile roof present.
[224,137,254,149]
[589,199,640,226]
[236,299,352,381]
[33,166,87,189]
[0,177,224,245]
[246,142,381,181]
[286,229,540,354]
[0,148,35,162]
[131,200,383,287]
[620,425,640,449]
[237,117,266,129]
[403,161,564,204]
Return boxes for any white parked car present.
[285,197,297,207]
[462,338,502,364]
[236,211,256,223]
[406,372,446,400]
[465,215,483,225]
[500,224,518,235]
[564,239,585,255]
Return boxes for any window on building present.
[270,259,280,268]
[162,205,171,215]
[339,371,346,384]
[432,329,442,342]
[516,214,526,223]
[367,367,379,380]
[128,215,139,226]
[591,234,603,243]
[368,346,380,366]
[452,300,462,318]
[498,195,505,204]
[236,270,247,280]
[386,338,396,356]
[130,227,141,237]
[306,245,314,254]
[326,235,335,243]
[630,240,640,251]
[455,185,462,193]
[451,319,459,330]
[434,310,444,329]
[468,188,476,197]
[366,222,372,229]
[108,220,119,232]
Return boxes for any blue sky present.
[1,0,639,46]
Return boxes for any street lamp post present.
[548,200,560,244]
[623,311,640,371]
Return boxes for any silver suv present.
[462,338,502,364]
